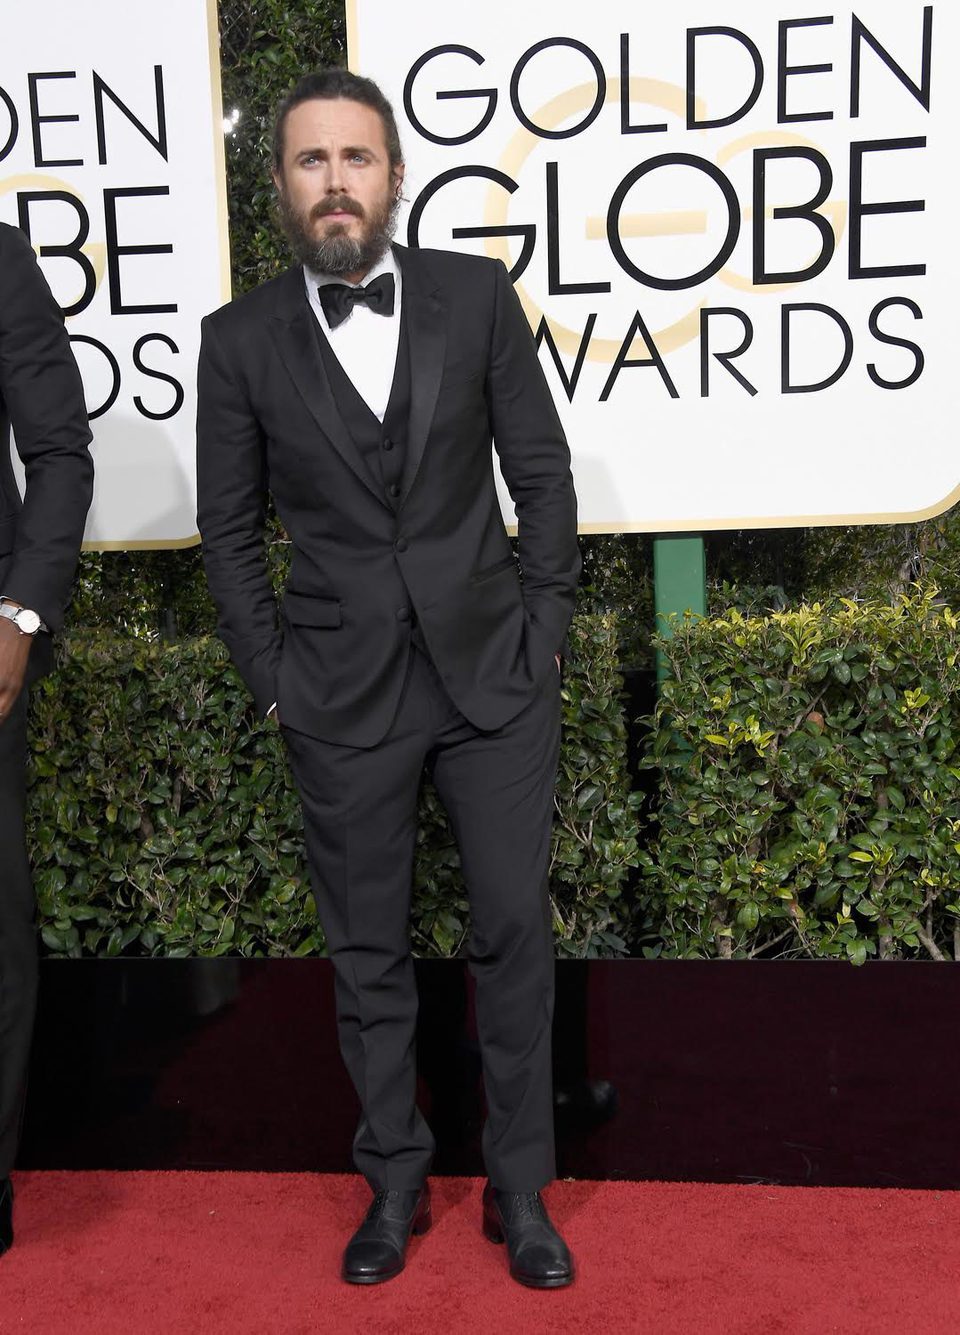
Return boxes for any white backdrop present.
[0,0,229,548]
[350,0,958,532]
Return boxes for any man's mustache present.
[312,196,364,221]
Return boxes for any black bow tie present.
[318,273,396,329]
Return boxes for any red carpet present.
[2,1172,958,1333]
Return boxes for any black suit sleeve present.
[484,259,581,658]
[196,313,281,717]
[0,225,93,630]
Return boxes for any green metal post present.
[654,535,707,686]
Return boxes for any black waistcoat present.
[310,308,411,510]
[310,309,430,655]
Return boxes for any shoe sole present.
[512,1270,575,1289]
[342,1265,404,1285]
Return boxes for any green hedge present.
[39,585,960,964]
[27,615,639,959]
[640,588,960,963]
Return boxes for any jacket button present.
[396,607,410,622]
[388,483,401,499]
[395,537,408,553]
[382,437,394,451]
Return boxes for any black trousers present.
[282,643,561,1193]
[0,689,36,1179]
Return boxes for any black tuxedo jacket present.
[0,223,93,679]
[196,243,580,747]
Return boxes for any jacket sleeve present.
[484,258,581,659]
[196,312,281,717]
[0,226,93,630]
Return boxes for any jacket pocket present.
[282,591,342,628]
[471,554,517,584]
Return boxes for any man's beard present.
[276,186,399,276]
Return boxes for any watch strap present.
[0,600,46,635]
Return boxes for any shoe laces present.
[514,1192,546,1224]
[368,1188,416,1222]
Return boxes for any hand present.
[0,616,31,725]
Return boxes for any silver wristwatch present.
[0,602,43,636]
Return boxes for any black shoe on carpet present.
[342,1183,431,1284]
[482,1182,574,1288]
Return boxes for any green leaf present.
[737,903,760,931]
[847,941,868,967]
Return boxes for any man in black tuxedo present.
[197,69,580,1288]
[0,222,94,1254]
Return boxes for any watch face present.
[14,609,41,635]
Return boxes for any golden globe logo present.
[400,19,931,403]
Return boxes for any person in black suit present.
[0,222,94,1255]
[197,69,580,1288]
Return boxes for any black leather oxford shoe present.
[342,1183,432,1284]
[482,1183,574,1288]
[0,1177,12,1256]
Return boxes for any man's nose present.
[324,160,345,196]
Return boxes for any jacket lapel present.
[394,244,446,502]
[267,268,389,508]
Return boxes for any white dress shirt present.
[303,247,402,420]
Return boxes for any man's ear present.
[394,166,405,199]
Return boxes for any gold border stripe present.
[84,534,201,552]
[346,0,360,73]
[207,0,233,306]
